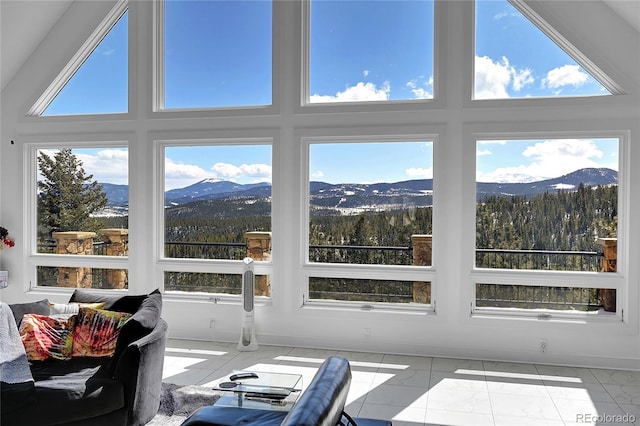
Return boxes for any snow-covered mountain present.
[100,168,618,216]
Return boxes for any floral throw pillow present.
[72,307,131,357]
[19,313,76,361]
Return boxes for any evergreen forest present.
[57,182,619,309]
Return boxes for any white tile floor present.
[162,339,640,426]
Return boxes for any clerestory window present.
[474,0,614,99]
[31,6,128,116]
[159,0,272,110]
[307,0,434,104]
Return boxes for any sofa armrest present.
[113,318,168,426]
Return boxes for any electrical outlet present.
[364,328,371,337]
[209,319,215,329]
[539,338,548,353]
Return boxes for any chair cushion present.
[107,289,162,376]
[24,358,124,425]
[69,289,147,314]
[8,299,50,327]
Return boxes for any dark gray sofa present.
[1,289,167,426]
[180,355,391,426]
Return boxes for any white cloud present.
[312,170,325,179]
[478,140,507,145]
[474,56,534,99]
[165,158,209,189]
[477,149,492,157]
[405,167,433,179]
[76,149,129,185]
[477,139,605,183]
[474,56,511,99]
[363,70,370,77]
[164,160,272,189]
[406,76,433,99]
[512,68,534,91]
[542,64,588,89]
[211,162,272,181]
[310,81,391,103]
[477,166,542,183]
[494,11,508,20]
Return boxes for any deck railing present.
[37,238,609,309]
[39,239,601,272]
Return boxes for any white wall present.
[1,0,639,370]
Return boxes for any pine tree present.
[37,149,108,242]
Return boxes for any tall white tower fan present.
[237,257,259,351]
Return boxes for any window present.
[309,140,433,265]
[31,6,128,116]
[160,141,272,296]
[164,271,268,295]
[309,277,431,305]
[474,0,611,99]
[474,137,620,313]
[161,0,272,109]
[306,138,434,306]
[162,143,272,260]
[35,146,129,289]
[13,0,635,359]
[476,283,606,312]
[308,0,434,103]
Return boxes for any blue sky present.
[475,0,609,99]
[40,1,616,189]
[310,0,434,102]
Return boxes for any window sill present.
[470,307,622,324]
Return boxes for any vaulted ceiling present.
[1,0,639,92]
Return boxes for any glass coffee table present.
[213,370,303,411]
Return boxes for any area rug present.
[146,382,223,426]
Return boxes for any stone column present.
[52,231,96,288]
[596,237,617,312]
[244,231,272,297]
[411,234,432,304]
[100,228,129,289]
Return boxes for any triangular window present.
[29,5,128,116]
[474,0,616,99]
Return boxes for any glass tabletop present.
[213,370,303,411]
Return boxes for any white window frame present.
[464,128,629,322]
[152,0,278,115]
[27,1,131,118]
[300,0,443,113]
[153,133,275,302]
[24,136,132,292]
[299,128,443,313]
